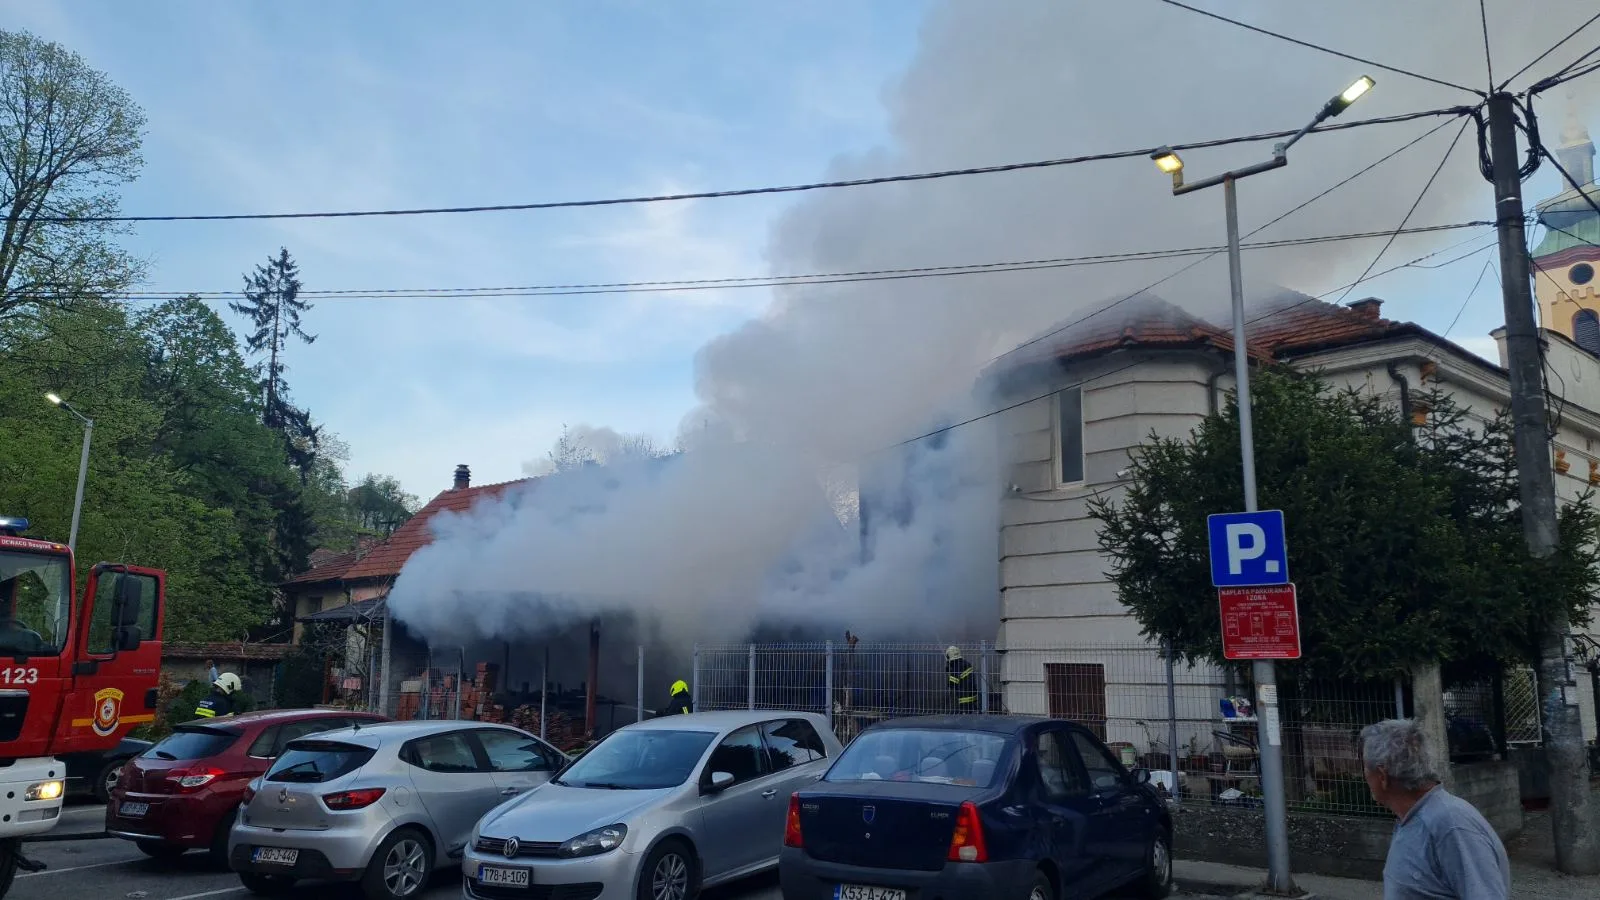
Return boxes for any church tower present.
[1531,93,1600,354]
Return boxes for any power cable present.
[986,114,1473,367]
[1152,0,1483,96]
[1501,10,1600,90]
[1331,116,1473,306]
[1531,132,1600,225]
[36,108,1472,224]
[1443,257,1499,338]
[1528,53,1600,95]
[1478,0,1496,90]
[888,228,1501,452]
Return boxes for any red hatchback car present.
[107,709,388,862]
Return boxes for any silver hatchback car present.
[462,710,842,900]
[229,720,568,900]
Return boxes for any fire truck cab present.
[0,516,165,889]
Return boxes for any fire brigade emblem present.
[92,688,124,737]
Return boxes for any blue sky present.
[2,0,927,496]
[3,0,1591,500]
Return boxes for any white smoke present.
[387,1,1600,648]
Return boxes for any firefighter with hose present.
[945,646,978,712]
[195,672,242,718]
[661,679,693,716]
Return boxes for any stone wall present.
[1451,760,1523,838]
[1171,803,1393,880]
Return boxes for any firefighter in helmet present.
[945,646,978,712]
[662,679,692,716]
[195,672,242,718]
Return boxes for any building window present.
[1571,263,1595,286]
[1574,310,1600,356]
[1045,662,1107,741]
[1056,387,1084,485]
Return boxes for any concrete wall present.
[1452,760,1524,838]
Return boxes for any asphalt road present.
[18,803,1213,900]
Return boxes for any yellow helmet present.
[670,679,688,694]
[946,646,962,662]
[215,672,242,694]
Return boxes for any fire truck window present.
[87,573,159,655]
[0,551,70,655]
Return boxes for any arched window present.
[1573,309,1600,355]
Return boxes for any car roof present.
[173,708,386,731]
[285,718,528,748]
[621,710,826,733]
[862,714,1064,736]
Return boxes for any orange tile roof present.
[282,546,366,585]
[340,478,532,581]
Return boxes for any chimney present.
[453,464,471,490]
[1349,297,1383,321]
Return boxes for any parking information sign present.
[1206,510,1290,587]
[1218,584,1302,660]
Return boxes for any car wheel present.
[208,806,238,868]
[136,840,186,862]
[239,872,297,896]
[361,827,434,900]
[0,838,20,898]
[1136,829,1174,899]
[1026,869,1054,900]
[95,759,124,804]
[637,839,696,900]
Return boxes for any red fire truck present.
[0,516,165,894]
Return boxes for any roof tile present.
[339,478,532,582]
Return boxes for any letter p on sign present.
[1207,511,1289,587]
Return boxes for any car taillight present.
[783,795,803,848]
[166,767,225,792]
[947,801,988,863]
[323,788,386,811]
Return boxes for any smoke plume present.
[387,1,1599,652]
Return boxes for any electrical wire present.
[888,229,1503,453]
[1528,53,1600,95]
[1331,116,1473,307]
[985,114,1474,368]
[28,222,1495,305]
[1479,0,1496,90]
[34,107,1472,225]
[1152,0,1482,96]
[1443,257,1498,338]
[1501,10,1600,90]
[1532,133,1600,224]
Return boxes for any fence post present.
[540,646,549,741]
[824,641,834,720]
[454,648,462,721]
[1394,677,1406,719]
[692,644,701,713]
[1165,639,1180,805]
[748,644,757,710]
[980,641,990,713]
[637,644,645,723]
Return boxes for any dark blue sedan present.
[778,715,1173,900]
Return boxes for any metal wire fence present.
[696,640,1411,816]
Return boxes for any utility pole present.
[1484,91,1599,875]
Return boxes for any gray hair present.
[1359,719,1439,791]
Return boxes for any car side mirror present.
[1132,768,1151,785]
[706,771,735,794]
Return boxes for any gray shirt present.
[1383,785,1510,900]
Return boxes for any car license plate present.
[118,801,149,818]
[835,886,905,900]
[478,865,531,887]
[252,847,299,866]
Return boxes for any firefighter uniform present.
[945,646,977,711]
[662,679,692,716]
[195,672,242,718]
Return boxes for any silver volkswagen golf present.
[229,720,568,900]
[462,710,842,900]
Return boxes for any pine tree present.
[230,248,320,477]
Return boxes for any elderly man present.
[1360,718,1510,899]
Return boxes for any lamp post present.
[44,393,94,552]
[1152,75,1374,896]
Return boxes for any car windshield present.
[145,726,240,761]
[267,740,375,783]
[554,729,715,790]
[826,728,1011,787]
[0,550,72,656]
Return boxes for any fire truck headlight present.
[25,780,63,802]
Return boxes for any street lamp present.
[45,393,94,552]
[1154,75,1373,896]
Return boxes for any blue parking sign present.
[1207,510,1289,587]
